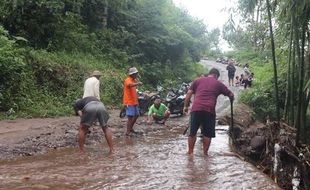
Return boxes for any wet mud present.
[0,111,187,160]
[0,60,281,189]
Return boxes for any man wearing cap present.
[123,67,142,136]
[83,70,102,100]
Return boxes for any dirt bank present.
[218,103,310,190]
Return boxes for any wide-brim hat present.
[128,67,138,75]
[91,70,103,76]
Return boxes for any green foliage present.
[225,49,267,65]
[0,1,64,48]
[0,26,27,111]
[0,0,216,119]
[0,45,127,118]
[231,0,310,145]
[48,12,97,53]
[239,63,276,120]
[239,60,289,121]
[28,50,126,106]
[81,0,108,30]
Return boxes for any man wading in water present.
[73,96,114,154]
[123,67,142,136]
[183,68,234,155]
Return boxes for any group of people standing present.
[73,66,234,156]
[226,62,254,89]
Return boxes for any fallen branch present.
[283,147,301,162]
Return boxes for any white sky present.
[172,0,237,51]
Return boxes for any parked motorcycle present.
[178,82,190,95]
[165,87,186,116]
[138,90,160,115]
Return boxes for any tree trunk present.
[299,26,306,142]
[254,0,261,49]
[266,0,280,124]
[290,42,296,126]
[306,31,310,143]
[284,18,293,122]
[293,12,302,144]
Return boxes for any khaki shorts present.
[81,101,109,128]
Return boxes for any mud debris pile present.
[219,104,310,190]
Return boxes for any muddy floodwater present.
[0,124,279,190]
[0,61,279,189]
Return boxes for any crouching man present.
[73,96,114,154]
[147,99,170,125]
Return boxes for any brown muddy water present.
[0,125,279,190]
[0,60,279,189]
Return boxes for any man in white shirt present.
[83,70,102,100]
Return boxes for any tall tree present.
[266,0,280,123]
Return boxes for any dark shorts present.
[81,101,109,128]
[189,111,216,138]
[126,105,140,117]
[228,73,235,79]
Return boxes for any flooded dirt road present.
[0,123,279,190]
[0,60,279,189]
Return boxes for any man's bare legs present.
[188,135,211,155]
[188,135,197,155]
[202,137,212,155]
[229,78,234,86]
[102,127,114,154]
[126,116,138,135]
[78,124,88,153]
[79,125,115,154]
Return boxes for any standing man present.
[73,96,114,154]
[83,70,102,100]
[183,68,234,155]
[123,67,142,136]
[226,61,236,86]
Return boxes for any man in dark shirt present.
[183,68,234,155]
[226,61,236,86]
[73,96,114,154]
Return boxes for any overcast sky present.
[172,0,237,51]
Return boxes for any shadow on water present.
[0,124,279,190]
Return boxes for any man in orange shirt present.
[123,67,142,136]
